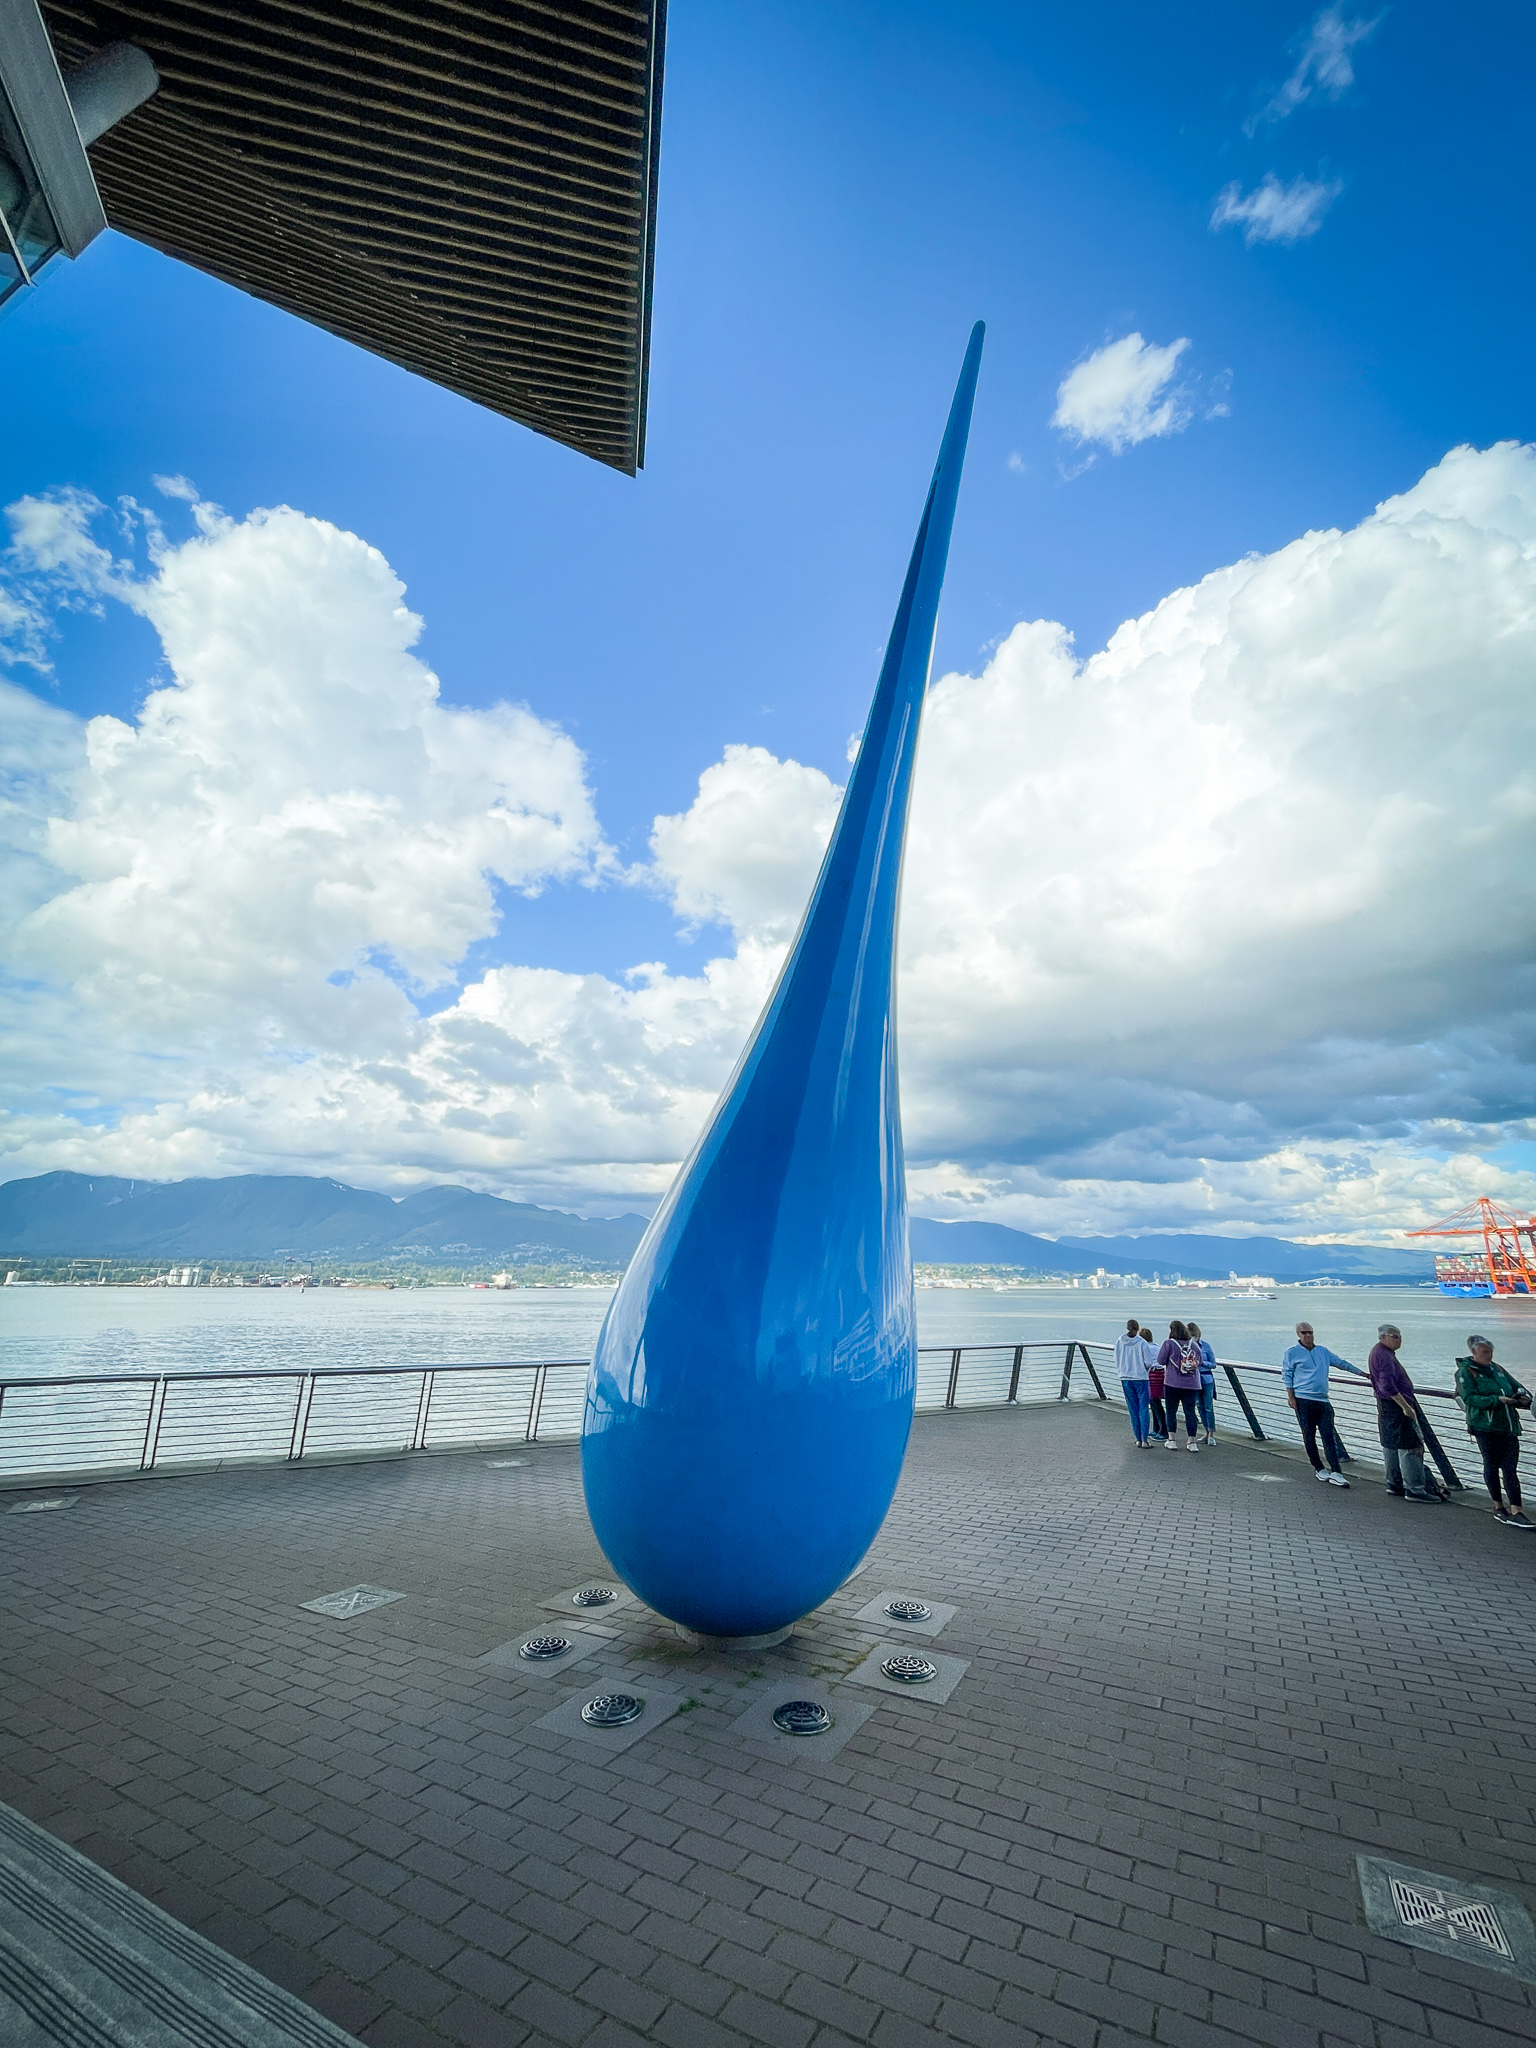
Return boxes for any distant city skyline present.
[2,2,1533,1245]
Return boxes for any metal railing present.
[0,1340,1483,1491]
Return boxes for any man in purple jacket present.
[1368,1325,1443,1503]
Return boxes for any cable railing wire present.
[0,1342,1478,1490]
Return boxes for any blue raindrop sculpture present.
[582,324,985,1639]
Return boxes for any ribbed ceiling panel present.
[40,0,665,470]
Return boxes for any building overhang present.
[2,1,666,471]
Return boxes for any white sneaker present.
[1326,1472,1350,1488]
[1166,1439,1177,1450]
[1187,1441,1199,1452]
[1315,1469,1331,1482]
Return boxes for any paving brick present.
[3,1404,1534,2048]
[716,1989,816,2048]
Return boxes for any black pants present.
[1149,1393,1167,1438]
[1473,1430,1522,1508]
[1164,1388,1199,1442]
[1295,1396,1343,1474]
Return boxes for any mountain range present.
[0,1172,1435,1282]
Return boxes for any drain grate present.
[1391,1876,1511,1957]
[6,1496,78,1514]
[772,1699,832,1736]
[581,1692,643,1727]
[881,1654,938,1685]
[572,1585,619,1608]
[300,1585,405,1619]
[1358,1855,1536,1981]
[518,1635,572,1661]
[885,1598,933,1623]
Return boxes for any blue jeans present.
[1198,1380,1216,1433]
[1120,1379,1152,1442]
[1295,1396,1344,1473]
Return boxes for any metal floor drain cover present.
[1242,1473,1290,1483]
[1392,1876,1511,1957]
[885,1598,932,1623]
[487,1457,527,1468]
[518,1635,571,1661]
[772,1699,832,1736]
[881,1654,938,1685]
[7,1496,77,1514]
[300,1584,406,1619]
[1358,1855,1536,1982]
[572,1585,619,1607]
[581,1692,643,1727]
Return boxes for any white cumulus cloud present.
[2,495,612,1096]
[1247,7,1381,132]
[648,744,842,942]
[1052,334,1192,456]
[1212,171,1343,246]
[4,445,1536,1244]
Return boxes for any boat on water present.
[1227,1288,1278,1301]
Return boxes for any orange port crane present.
[1406,1197,1536,1297]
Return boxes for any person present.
[1366,1325,1443,1503]
[1280,1321,1352,1486]
[1144,1324,1167,1442]
[1113,1316,1155,1445]
[1158,1320,1204,1451]
[1454,1335,1535,1529]
[1187,1321,1217,1445]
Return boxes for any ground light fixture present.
[580,1693,643,1728]
[771,1700,833,1736]
[881,1654,938,1685]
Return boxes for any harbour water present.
[1,1279,1529,1388]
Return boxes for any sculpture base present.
[674,1622,796,1652]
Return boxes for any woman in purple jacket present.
[1159,1320,1204,1452]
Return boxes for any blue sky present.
[3,2,1534,1239]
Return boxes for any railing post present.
[945,1348,962,1409]
[526,1363,547,1441]
[412,1369,435,1452]
[140,1376,166,1471]
[1411,1394,1464,1492]
[1221,1361,1265,1440]
[147,1377,171,1470]
[1007,1345,1023,1404]
[290,1373,316,1461]
[1059,1344,1074,1401]
[1077,1344,1108,1401]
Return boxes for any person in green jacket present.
[1454,1336,1535,1530]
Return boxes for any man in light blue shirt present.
[1281,1321,1355,1486]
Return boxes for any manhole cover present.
[581,1693,643,1727]
[885,1598,932,1623]
[772,1699,832,1736]
[572,1585,619,1607]
[881,1654,938,1685]
[518,1635,571,1661]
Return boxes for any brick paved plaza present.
[2,1401,1534,2048]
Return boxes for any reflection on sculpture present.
[581,325,986,1639]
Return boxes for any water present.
[3,1279,1528,1387]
